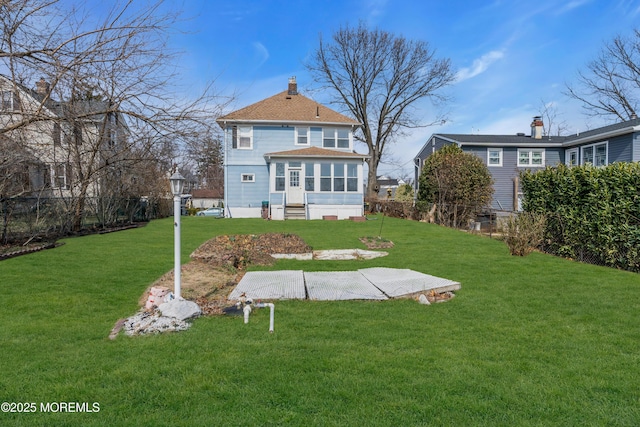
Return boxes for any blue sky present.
[129,1,640,177]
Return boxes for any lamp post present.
[170,171,185,299]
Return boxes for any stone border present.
[271,249,388,260]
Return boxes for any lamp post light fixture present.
[170,171,185,299]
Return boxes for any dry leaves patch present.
[359,236,394,249]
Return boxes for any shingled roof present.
[264,146,368,159]
[217,79,359,126]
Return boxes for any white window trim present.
[240,173,255,183]
[518,148,545,167]
[295,127,310,145]
[322,128,351,149]
[580,141,608,166]
[237,126,253,150]
[323,128,336,148]
[487,148,503,167]
[566,148,579,167]
[51,163,69,190]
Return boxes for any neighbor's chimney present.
[531,116,543,139]
[35,77,50,96]
[288,76,298,95]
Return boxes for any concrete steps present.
[285,204,306,220]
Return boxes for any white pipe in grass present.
[255,302,275,333]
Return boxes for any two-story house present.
[217,77,368,220]
[414,116,640,212]
[0,74,128,200]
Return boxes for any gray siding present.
[608,134,633,163]
[633,133,640,162]
[461,146,563,212]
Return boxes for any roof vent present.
[516,133,525,136]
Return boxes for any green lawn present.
[1,216,639,426]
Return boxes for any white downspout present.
[223,121,229,217]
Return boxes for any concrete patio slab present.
[227,268,460,301]
[305,271,388,301]
[359,267,461,297]
[228,270,306,300]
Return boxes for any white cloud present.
[555,0,591,15]
[456,50,505,82]
[364,0,389,24]
[252,42,269,68]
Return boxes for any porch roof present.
[264,146,369,160]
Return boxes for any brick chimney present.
[288,76,298,95]
[531,116,543,139]
[35,77,50,96]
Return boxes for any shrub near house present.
[417,144,494,228]
[521,162,640,271]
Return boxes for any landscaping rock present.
[158,299,202,321]
[418,294,431,305]
[122,310,191,336]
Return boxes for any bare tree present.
[183,131,224,191]
[0,0,230,231]
[538,99,569,136]
[565,29,640,121]
[307,22,455,199]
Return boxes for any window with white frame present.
[487,148,503,167]
[347,164,358,192]
[241,173,255,183]
[322,128,350,149]
[334,163,345,191]
[232,125,252,149]
[320,163,331,191]
[275,163,285,191]
[317,163,359,192]
[305,163,314,191]
[581,142,607,166]
[337,129,349,148]
[566,148,578,167]
[52,163,70,189]
[518,148,545,167]
[1,90,20,111]
[295,127,309,145]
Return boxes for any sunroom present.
[264,147,368,220]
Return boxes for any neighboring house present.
[0,75,128,199]
[216,77,368,220]
[376,175,405,199]
[189,188,223,209]
[414,116,640,212]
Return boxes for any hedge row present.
[521,162,640,272]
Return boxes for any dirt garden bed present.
[146,233,313,315]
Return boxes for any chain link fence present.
[1,196,171,245]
